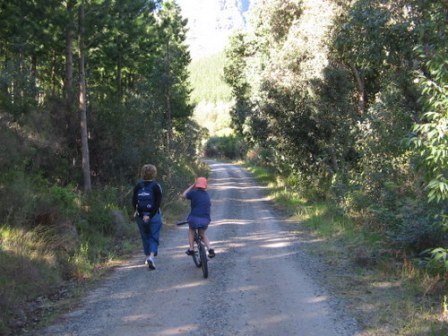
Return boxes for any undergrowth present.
[0,165,200,335]
[244,162,448,335]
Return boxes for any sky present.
[175,0,253,59]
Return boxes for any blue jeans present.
[136,211,162,256]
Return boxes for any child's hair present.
[141,164,157,180]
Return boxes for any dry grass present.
[0,226,64,334]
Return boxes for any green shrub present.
[204,135,247,159]
[395,214,447,252]
[418,248,448,277]
[80,188,119,236]
[0,172,50,227]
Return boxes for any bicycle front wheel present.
[199,243,208,278]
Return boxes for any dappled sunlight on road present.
[211,218,252,226]
[307,296,329,304]
[226,285,259,293]
[122,313,155,322]
[156,324,199,336]
[209,216,277,227]
[212,196,272,204]
[239,196,271,203]
[200,214,301,258]
[211,183,267,192]
[116,263,147,271]
[260,241,293,248]
[154,280,205,293]
[40,160,359,336]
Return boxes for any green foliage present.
[224,0,448,254]
[204,135,247,160]
[192,101,233,137]
[189,52,232,103]
[419,248,448,277]
[223,32,253,136]
[412,46,448,204]
[0,0,198,186]
[0,1,205,333]
[48,185,78,214]
[0,227,62,335]
[244,164,277,186]
[80,189,117,236]
[152,0,193,127]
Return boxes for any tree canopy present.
[224,0,448,251]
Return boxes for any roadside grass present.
[0,221,141,334]
[0,226,61,334]
[244,162,448,336]
[163,198,190,226]
[0,158,207,335]
[0,195,189,335]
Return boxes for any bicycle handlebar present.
[176,221,189,226]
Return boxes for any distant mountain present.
[176,0,256,59]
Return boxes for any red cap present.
[195,177,207,189]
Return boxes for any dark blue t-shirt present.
[186,189,211,222]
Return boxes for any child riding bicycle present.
[181,177,215,258]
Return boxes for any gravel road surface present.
[40,161,359,336]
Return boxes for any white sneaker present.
[147,257,156,270]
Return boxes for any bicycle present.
[176,220,208,278]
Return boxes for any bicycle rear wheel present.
[192,239,202,268]
[199,242,208,278]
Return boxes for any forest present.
[222,0,448,329]
[224,0,447,268]
[0,0,447,334]
[0,0,206,333]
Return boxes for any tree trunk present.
[0,58,8,102]
[64,0,75,103]
[51,51,57,96]
[116,36,123,100]
[64,0,76,169]
[329,146,339,173]
[165,90,173,152]
[78,1,92,191]
[348,63,365,115]
[164,41,173,153]
[30,54,39,102]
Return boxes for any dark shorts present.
[188,215,210,230]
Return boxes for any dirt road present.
[41,161,359,336]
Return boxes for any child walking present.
[132,164,163,270]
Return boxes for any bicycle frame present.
[177,221,209,278]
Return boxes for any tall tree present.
[154,0,192,153]
[78,0,92,190]
[64,0,76,104]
